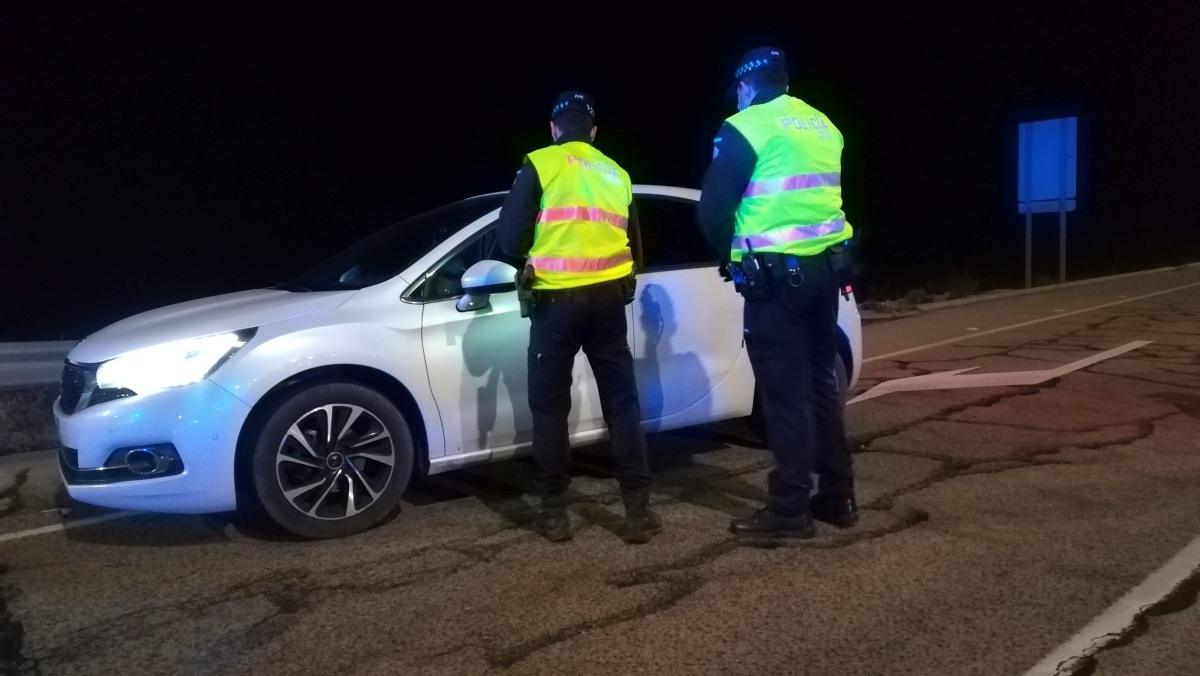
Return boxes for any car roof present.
[472,184,699,201]
[634,185,700,200]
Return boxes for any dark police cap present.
[551,90,596,121]
[728,46,788,98]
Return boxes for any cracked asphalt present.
[1,265,1198,676]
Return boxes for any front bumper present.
[54,380,252,513]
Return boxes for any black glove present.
[718,262,733,283]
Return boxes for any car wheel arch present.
[836,328,855,390]
[232,364,431,510]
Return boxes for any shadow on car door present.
[631,195,744,431]
[418,224,616,457]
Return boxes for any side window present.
[635,196,718,271]
[419,225,523,302]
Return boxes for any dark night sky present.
[2,2,1198,341]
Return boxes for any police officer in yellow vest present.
[698,47,859,537]
[497,91,660,545]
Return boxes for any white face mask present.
[736,83,752,112]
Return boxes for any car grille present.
[60,362,89,413]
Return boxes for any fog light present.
[104,444,181,477]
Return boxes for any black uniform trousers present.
[527,278,652,497]
[742,252,854,517]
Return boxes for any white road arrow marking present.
[848,340,1153,404]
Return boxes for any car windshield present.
[281,194,507,291]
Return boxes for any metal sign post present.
[1018,117,1077,287]
[1023,128,1033,289]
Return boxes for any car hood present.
[69,288,357,363]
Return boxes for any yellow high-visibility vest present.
[726,95,853,262]
[525,141,634,290]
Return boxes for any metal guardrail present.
[0,341,77,389]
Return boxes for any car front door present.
[418,223,626,457]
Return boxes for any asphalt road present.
[1,266,1198,676]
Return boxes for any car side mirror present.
[456,260,518,312]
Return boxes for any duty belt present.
[518,273,636,317]
[746,251,828,281]
[728,245,850,300]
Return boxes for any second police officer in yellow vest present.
[497,91,661,545]
[698,47,860,537]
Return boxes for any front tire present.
[249,380,414,539]
[745,351,849,444]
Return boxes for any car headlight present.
[95,330,254,395]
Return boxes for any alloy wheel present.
[274,403,395,520]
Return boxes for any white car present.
[53,186,862,539]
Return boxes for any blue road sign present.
[1018,117,1077,213]
[1018,116,1078,287]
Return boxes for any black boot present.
[729,508,816,538]
[534,493,572,543]
[619,487,662,545]
[811,495,858,528]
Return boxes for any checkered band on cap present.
[551,91,595,119]
[732,47,786,80]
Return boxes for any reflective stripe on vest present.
[732,218,846,250]
[537,206,628,231]
[726,95,853,261]
[525,141,634,290]
[743,172,840,197]
[529,250,633,273]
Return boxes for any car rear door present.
[629,194,745,428]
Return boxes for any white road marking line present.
[0,511,135,544]
[861,280,1200,670]
[863,281,1200,363]
[848,341,1152,404]
[1022,532,1200,676]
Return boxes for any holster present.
[825,242,854,299]
[516,264,538,318]
[732,253,771,301]
[621,274,636,305]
